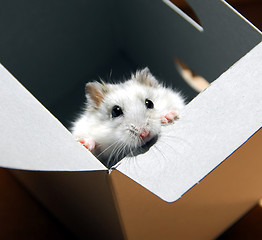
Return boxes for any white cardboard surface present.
[0,0,261,204]
[117,41,262,202]
[0,65,106,171]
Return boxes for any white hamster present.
[71,68,185,167]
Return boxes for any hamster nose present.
[140,129,150,139]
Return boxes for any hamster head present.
[85,68,163,165]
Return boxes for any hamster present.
[71,68,185,168]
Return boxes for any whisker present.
[159,133,191,147]
[157,138,187,160]
[152,145,168,167]
[97,140,120,158]
[114,142,126,160]
[113,140,130,165]
[107,141,125,167]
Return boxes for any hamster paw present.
[77,137,96,152]
[161,110,179,124]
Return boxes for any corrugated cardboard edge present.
[110,128,262,240]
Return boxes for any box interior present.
[0,0,260,128]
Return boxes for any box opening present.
[0,0,261,172]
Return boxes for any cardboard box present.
[0,0,261,239]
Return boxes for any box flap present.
[110,129,262,240]
[116,41,262,202]
[0,64,106,171]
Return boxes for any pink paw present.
[77,137,96,152]
[161,110,179,124]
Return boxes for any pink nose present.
[140,129,150,139]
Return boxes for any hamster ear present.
[132,67,159,87]
[85,81,109,107]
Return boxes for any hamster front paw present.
[161,110,179,124]
[77,137,96,152]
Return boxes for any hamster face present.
[97,81,162,158]
[72,68,185,167]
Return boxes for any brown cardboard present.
[0,168,75,239]
[13,170,125,240]
[218,198,262,239]
[9,127,262,239]
[110,128,262,240]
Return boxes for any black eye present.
[145,99,154,109]
[111,105,123,118]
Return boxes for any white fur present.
[71,68,185,167]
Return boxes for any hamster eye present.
[111,105,123,118]
[145,99,154,109]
